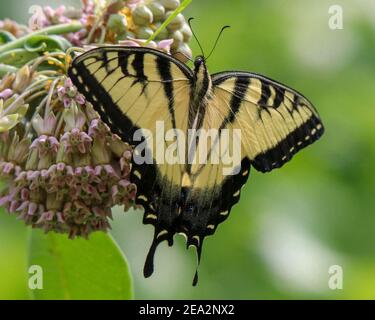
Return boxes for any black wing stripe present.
[258,82,271,106]
[69,59,137,140]
[273,87,285,108]
[219,76,250,129]
[118,51,131,76]
[156,56,177,128]
[252,114,324,172]
[132,52,147,82]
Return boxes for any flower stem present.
[0,23,83,54]
[45,78,60,118]
[3,79,52,116]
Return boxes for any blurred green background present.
[1,0,375,299]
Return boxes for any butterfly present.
[68,45,324,285]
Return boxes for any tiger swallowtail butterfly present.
[68,46,324,285]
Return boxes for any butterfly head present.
[194,55,206,73]
[194,55,209,78]
[193,55,211,96]
[194,55,205,67]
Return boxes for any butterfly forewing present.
[212,72,324,173]
[70,46,192,140]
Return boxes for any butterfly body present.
[68,46,324,285]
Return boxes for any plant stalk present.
[0,23,83,54]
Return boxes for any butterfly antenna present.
[188,18,205,57]
[206,25,231,61]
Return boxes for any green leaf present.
[24,35,72,53]
[0,49,39,67]
[0,30,16,44]
[28,230,133,300]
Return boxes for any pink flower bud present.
[0,89,13,100]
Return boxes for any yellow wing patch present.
[212,73,324,172]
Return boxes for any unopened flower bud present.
[181,23,192,42]
[147,2,165,22]
[132,5,153,26]
[166,12,185,32]
[170,30,183,49]
[108,13,127,35]
[135,26,154,39]
[0,89,13,100]
[160,0,180,10]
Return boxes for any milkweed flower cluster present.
[0,66,136,238]
[0,0,193,237]
[27,0,192,58]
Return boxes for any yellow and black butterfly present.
[68,44,324,285]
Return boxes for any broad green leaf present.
[28,230,133,300]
